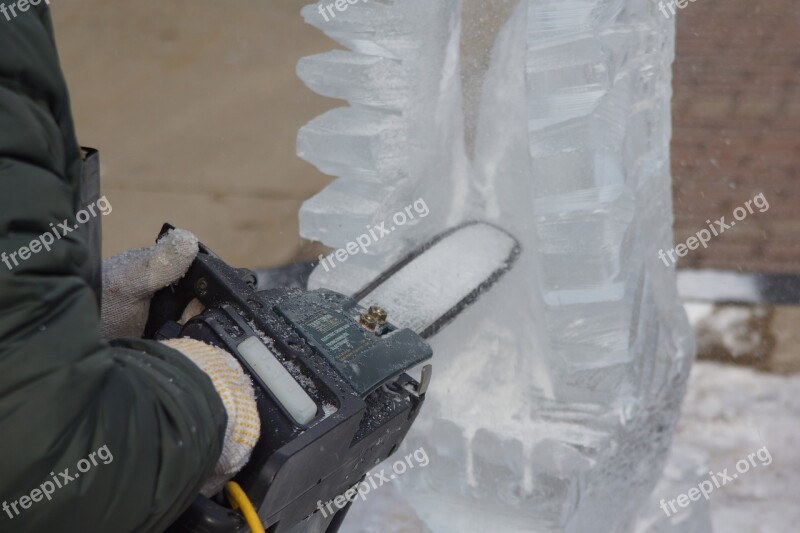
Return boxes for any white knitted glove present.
[101,229,199,339]
[161,338,261,496]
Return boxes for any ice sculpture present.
[296,1,696,531]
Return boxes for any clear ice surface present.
[297,0,696,531]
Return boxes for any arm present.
[0,7,227,532]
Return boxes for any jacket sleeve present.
[0,7,227,533]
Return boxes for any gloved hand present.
[161,338,261,496]
[101,228,199,339]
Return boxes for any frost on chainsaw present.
[298,1,697,532]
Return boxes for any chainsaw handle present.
[144,223,258,339]
[144,282,196,338]
[143,224,201,338]
[165,495,248,533]
[165,494,353,533]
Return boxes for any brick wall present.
[672,0,800,273]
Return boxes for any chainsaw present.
[145,221,519,533]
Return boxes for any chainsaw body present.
[146,228,432,533]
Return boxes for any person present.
[0,5,261,532]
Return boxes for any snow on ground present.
[667,362,800,532]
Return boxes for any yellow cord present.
[225,481,266,533]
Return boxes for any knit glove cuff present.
[161,338,261,496]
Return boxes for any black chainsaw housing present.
[146,226,431,533]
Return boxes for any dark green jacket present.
[0,6,227,532]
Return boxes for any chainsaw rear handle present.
[144,224,257,339]
[165,494,354,533]
[165,496,248,533]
